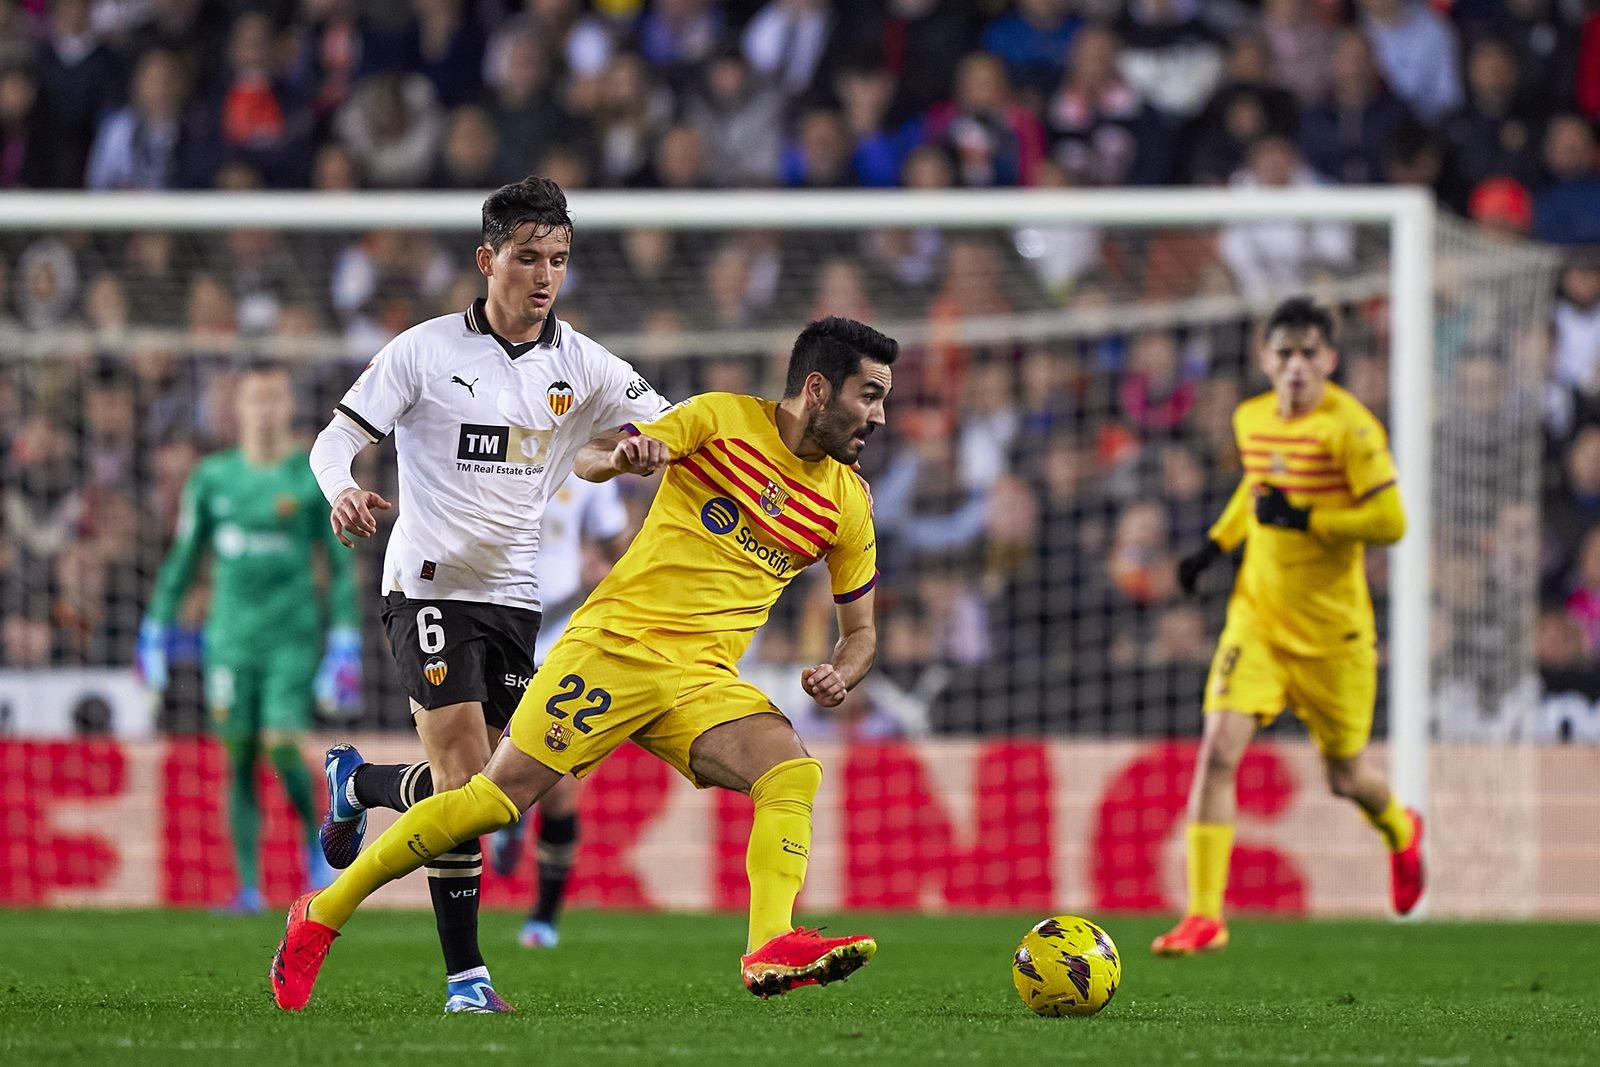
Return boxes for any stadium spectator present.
[1113,0,1228,121]
[685,51,783,187]
[1544,425,1600,594]
[202,10,312,187]
[1298,28,1413,184]
[914,51,1045,187]
[86,48,194,190]
[822,0,975,122]
[1183,33,1300,186]
[1358,0,1463,124]
[780,107,853,188]
[2,414,84,567]
[808,258,876,324]
[400,0,485,110]
[33,0,123,188]
[1442,37,1544,197]
[484,28,571,183]
[15,237,79,331]
[834,62,906,187]
[1119,328,1198,436]
[741,0,834,97]
[1218,135,1355,300]
[288,0,365,129]
[1533,114,1600,245]
[1380,120,1450,206]
[1045,23,1168,186]
[1260,0,1335,109]
[1476,0,1581,116]
[636,0,724,77]
[978,0,1081,103]
[1563,526,1600,655]
[873,410,990,563]
[429,105,500,188]
[0,63,42,188]
[121,232,185,328]
[924,239,1013,416]
[486,0,614,83]
[309,141,359,189]
[956,358,1021,490]
[588,51,672,186]
[1553,259,1600,397]
[637,121,709,188]
[333,72,443,188]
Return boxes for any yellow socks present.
[745,757,823,951]
[309,773,520,930]
[1187,823,1235,920]
[1365,795,1415,852]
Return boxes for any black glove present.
[1177,539,1223,595]
[1255,484,1310,531]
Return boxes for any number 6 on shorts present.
[417,606,445,653]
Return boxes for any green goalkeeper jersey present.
[147,449,359,664]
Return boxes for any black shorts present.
[380,592,541,730]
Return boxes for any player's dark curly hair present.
[481,176,572,249]
[783,317,899,398]
[1264,296,1336,344]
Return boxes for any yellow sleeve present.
[1340,406,1399,501]
[627,394,718,460]
[1308,483,1406,545]
[1208,478,1253,552]
[826,481,878,603]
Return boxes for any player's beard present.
[810,398,872,463]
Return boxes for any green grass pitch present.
[1,910,1594,1067]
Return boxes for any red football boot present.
[1151,914,1230,957]
[740,927,877,998]
[1391,808,1426,916]
[270,891,338,1011]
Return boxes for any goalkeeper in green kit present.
[140,364,361,913]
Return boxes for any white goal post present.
[0,187,1441,809]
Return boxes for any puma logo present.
[451,375,478,397]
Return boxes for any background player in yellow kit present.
[270,317,895,1010]
[1153,297,1426,957]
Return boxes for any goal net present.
[0,189,1575,917]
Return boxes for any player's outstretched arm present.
[803,591,878,708]
[141,465,212,690]
[573,428,669,482]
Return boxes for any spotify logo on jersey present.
[701,497,739,535]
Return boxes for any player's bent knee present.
[750,757,823,809]
[452,773,521,835]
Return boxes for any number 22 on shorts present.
[546,674,610,734]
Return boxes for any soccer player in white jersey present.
[306,177,670,1013]
[487,473,633,949]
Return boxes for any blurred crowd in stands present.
[0,0,1597,740]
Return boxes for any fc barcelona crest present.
[544,722,570,753]
[760,480,789,518]
[423,657,448,686]
[547,380,574,416]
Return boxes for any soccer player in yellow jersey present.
[270,317,895,1009]
[1152,297,1426,957]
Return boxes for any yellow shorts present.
[506,627,785,786]
[1201,628,1377,760]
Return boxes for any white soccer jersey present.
[334,299,669,611]
[533,475,630,662]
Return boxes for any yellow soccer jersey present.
[567,392,878,665]
[1212,383,1399,657]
